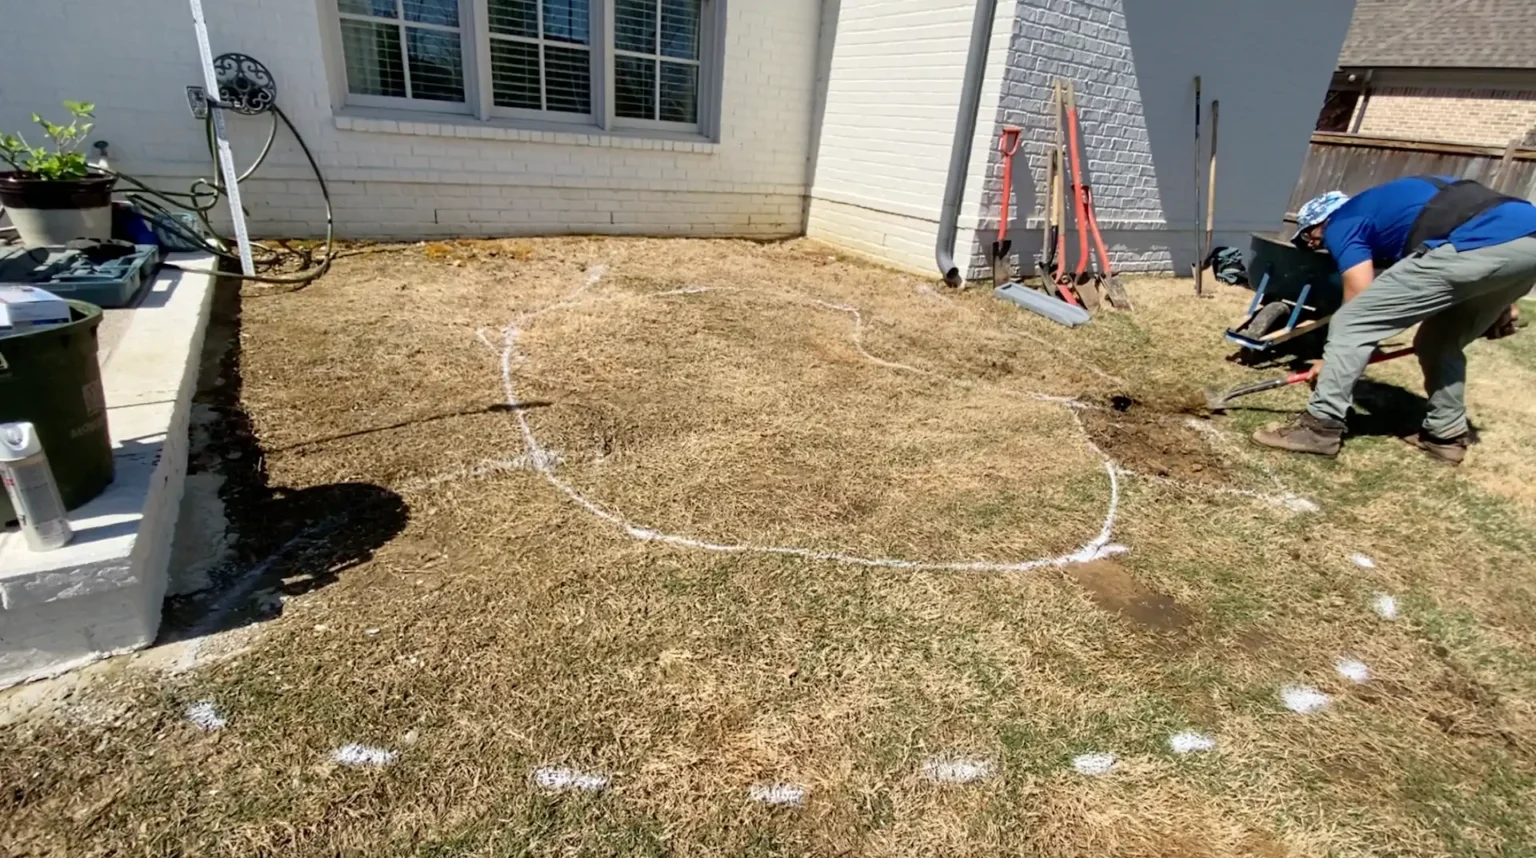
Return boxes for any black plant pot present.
[0,171,116,247]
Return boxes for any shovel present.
[992,126,1024,285]
[1204,346,1414,413]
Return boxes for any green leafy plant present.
[0,100,96,181]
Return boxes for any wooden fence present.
[1287,133,1536,218]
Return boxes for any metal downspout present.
[935,0,1001,286]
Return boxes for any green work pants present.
[1308,235,1536,438]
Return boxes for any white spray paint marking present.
[1351,553,1376,569]
[364,628,380,636]
[184,700,226,731]
[1335,657,1371,684]
[497,322,1124,572]
[1372,593,1400,620]
[396,453,563,492]
[748,783,807,806]
[173,515,345,673]
[531,766,610,793]
[922,756,993,784]
[1168,731,1216,754]
[1117,467,1319,514]
[584,263,608,285]
[1072,753,1117,776]
[479,283,1312,574]
[332,744,398,767]
[1280,685,1332,715]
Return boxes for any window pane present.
[542,0,590,44]
[488,0,538,37]
[659,61,696,123]
[407,28,465,101]
[615,55,655,119]
[660,0,698,60]
[545,45,591,113]
[490,39,542,109]
[340,19,406,97]
[615,0,657,53]
[339,0,397,17]
[402,0,458,27]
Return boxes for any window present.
[331,0,718,134]
[338,0,468,106]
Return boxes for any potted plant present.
[0,101,115,247]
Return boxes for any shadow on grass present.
[156,275,409,646]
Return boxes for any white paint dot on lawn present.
[184,700,226,732]
[1072,753,1117,776]
[748,783,807,807]
[1335,657,1371,684]
[1351,553,1376,569]
[332,744,398,767]
[531,766,609,793]
[1282,494,1321,514]
[364,628,380,636]
[1280,685,1332,715]
[1168,731,1216,754]
[1372,593,1400,620]
[922,756,993,784]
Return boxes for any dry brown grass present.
[3,237,1535,857]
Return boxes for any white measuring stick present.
[187,0,254,275]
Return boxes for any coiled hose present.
[107,103,342,290]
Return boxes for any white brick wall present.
[975,0,1355,275]
[0,0,822,239]
[806,0,1018,275]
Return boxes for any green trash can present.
[0,300,113,526]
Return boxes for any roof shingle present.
[1339,0,1536,69]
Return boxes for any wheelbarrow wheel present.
[1240,302,1292,339]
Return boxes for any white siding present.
[807,0,1018,275]
[0,0,822,239]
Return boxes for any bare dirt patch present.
[1066,559,1194,635]
[1080,404,1231,484]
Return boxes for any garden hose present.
[107,102,337,290]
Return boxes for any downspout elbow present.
[935,0,1000,287]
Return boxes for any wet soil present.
[1067,559,1194,635]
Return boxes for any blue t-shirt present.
[1322,176,1536,271]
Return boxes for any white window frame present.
[324,0,723,139]
[335,0,478,115]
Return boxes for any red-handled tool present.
[991,126,1024,285]
[1205,346,1415,413]
[1060,81,1097,311]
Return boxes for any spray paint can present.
[0,421,74,551]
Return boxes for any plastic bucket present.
[0,300,112,525]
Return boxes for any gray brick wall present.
[973,0,1168,276]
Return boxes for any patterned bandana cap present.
[1294,191,1350,240]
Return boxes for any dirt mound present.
[1081,404,1230,484]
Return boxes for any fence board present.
[1288,133,1536,218]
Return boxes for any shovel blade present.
[992,240,1013,284]
[1103,274,1133,311]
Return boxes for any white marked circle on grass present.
[1280,685,1332,715]
[1372,593,1400,620]
[1351,553,1376,569]
[923,756,993,784]
[184,700,226,731]
[1168,731,1216,754]
[487,288,1127,574]
[1335,657,1371,684]
[748,783,807,807]
[1072,752,1117,776]
[332,744,398,767]
[531,766,609,793]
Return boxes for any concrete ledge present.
[0,254,218,689]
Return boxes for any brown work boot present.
[1251,412,1345,457]
[1409,430,1469,465]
